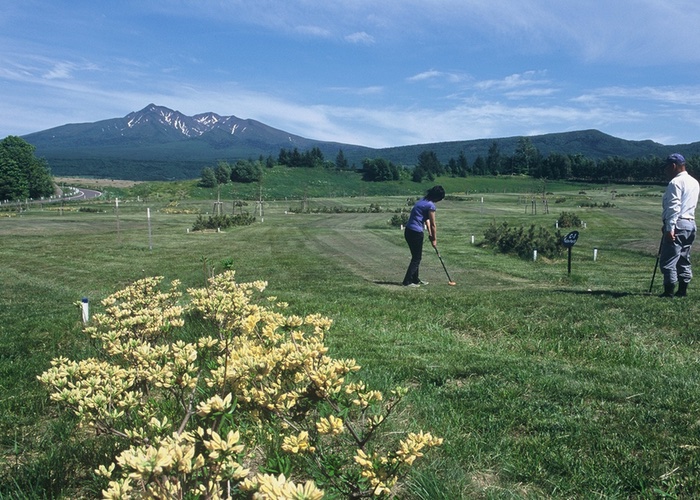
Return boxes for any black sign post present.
[562,231,579,275]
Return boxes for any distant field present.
[4,177,700,498]
[56,168,604,202]
[53,176,142,188]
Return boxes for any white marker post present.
[116,198,121,245]
[81,297,89,323]
[147,208,153,250]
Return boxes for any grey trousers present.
[660,223,696,285]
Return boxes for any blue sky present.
[2,0,700,148]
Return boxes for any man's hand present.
[666,229,676,242]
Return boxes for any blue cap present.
[666,153,686,165]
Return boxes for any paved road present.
[68,187,102,200]
[0,187,102,206]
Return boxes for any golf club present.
[433,246,456,285]
[649,236,664,294]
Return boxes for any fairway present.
[3,183,700,498]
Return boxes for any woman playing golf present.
[402,185,445,287]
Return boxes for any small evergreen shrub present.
[191,213,255,231]
[389,213,410,228]
[578,202,615,208]
[296,204,396,214]
[557,211,582,228]
[483,222,563,259]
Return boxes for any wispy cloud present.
[587,85,700,106]
[474,71,548,91]
[407,70,466,84]
[42,61,99,80]
[344,31,375,45]
[505,88,559,99]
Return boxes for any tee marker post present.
[562,231,579,275]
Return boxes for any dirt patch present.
[54,177,141,188]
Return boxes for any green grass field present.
[2,177,700,498]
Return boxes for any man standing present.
[660,153,700,297]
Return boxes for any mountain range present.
[21,104,700,181]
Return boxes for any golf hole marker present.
[562,230,579,275]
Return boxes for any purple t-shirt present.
[406,198,436,232]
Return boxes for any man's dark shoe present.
[676,281,689,297]
[660,283,675,298]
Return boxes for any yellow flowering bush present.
[39,270,442,498]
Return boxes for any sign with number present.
[562,231,579,248]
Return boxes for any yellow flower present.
[282,431,314,454]
[316,415,344,435]
[354,449,374,468]
[102,478,133,499]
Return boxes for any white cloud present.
[344,31,375,44]
[407,70,442,82]
[505,88,558,99]
[407,70,466,84]
[42,61,98,80]
[474,71,548,91]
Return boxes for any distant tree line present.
[200,138,696,187]
[443,138,678,183]
[0,136,54,201]
[277,147,332,169]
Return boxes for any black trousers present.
[403,228,424,285]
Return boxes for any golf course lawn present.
[2,181,700,498]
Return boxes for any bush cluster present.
[38,271,442,498]
[578,201,615,208]
[192,213,255,231]
[483,222,563,259]
[307,203,385,214]
[557,211,582,228]
[293,203,407,215]
[389,213,410,228]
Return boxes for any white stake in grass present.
[81,297,89,323]
[115,198,121,245]
[147,208,153,250]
